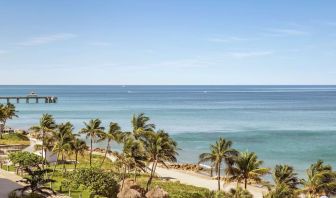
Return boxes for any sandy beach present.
[154,166,267,198]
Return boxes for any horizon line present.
[1,84,336,86]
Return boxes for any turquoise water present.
[1,85,336,174]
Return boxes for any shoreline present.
[154,165,267,198]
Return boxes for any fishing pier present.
[0,92,58,104]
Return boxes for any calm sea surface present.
[1,85,336,174]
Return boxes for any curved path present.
[0,169,23,198]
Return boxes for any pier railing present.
[0,96,58,104]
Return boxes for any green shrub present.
[8,151,44,172]
[65,168,119,198]
[8,191,44,198]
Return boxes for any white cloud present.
[225,51,273,58]
[264,28,309,37]
[18,33,77,46]
[208,36,251,43]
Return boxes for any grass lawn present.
[52,153,116,172]
[137,176,211,198]
[50,173,211,198]
[48,153,117,198]
[51,174,92,198]
[0,164,16,172]
[0,133,30,146]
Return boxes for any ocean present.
[1,85,336,174]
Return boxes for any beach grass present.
[51,174,92,198]
[0,164,16,172]
[52,153,116,171]
[137,176,212,198]
[0,133,30,146]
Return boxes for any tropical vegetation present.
[198,137,238,191]
[0,103,18,139]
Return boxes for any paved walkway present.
[0,169,23,198]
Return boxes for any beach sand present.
[154,166,267,198]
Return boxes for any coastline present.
[154,165,267,198]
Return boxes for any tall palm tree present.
[264,183,296,198]
[142,130,178,192]
[79,118,104,167]
[272,164,301,190]
[227,151,270,189]
[264,165,301,198]
[118,136,147,190]
[30,114,57,167]
[199,137,238,191]
[70,137,88,170]
[52,122,74,174]
[302,160,336,198]
[99,122,124,167]
[131,113,155,139]
[0,103,18,139]
[16,167,55,197]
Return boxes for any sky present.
[0,1,336,85]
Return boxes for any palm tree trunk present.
[74,152,78,170]
[121,165,127,191]
[146,161,157,192]
[217,165,221,191]
[0,120,6,139]
[62,153,66,173]
[133,161,137,182]
[100,140,110,167]
[51,152,60,177]
[244,178,247,189]
[0,123,3,139]
[90,138,93,167]
[42,131,45,169]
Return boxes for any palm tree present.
[228,187,253,198]
[227,151,270,190]
[79,118,104,167]
[272,164,301,190]
[142,130,178,192]
[30,114,57,167]
[302,160,336,198]
[52,122,74,174]
[99,122,124,167]
[264,183,296,198]
[264,165,301,198]
[15,167,55,197]
[70,137,88,170]
[131,113,155,139]
[0,103,18,139]
[198,137,238,191]
[118,136,147,190]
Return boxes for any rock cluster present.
[117,179,169,198]
[92,148,105,152]
[167,163,204,171]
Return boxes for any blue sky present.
[0,1,336,85]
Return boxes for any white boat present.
[27,91,38,97]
